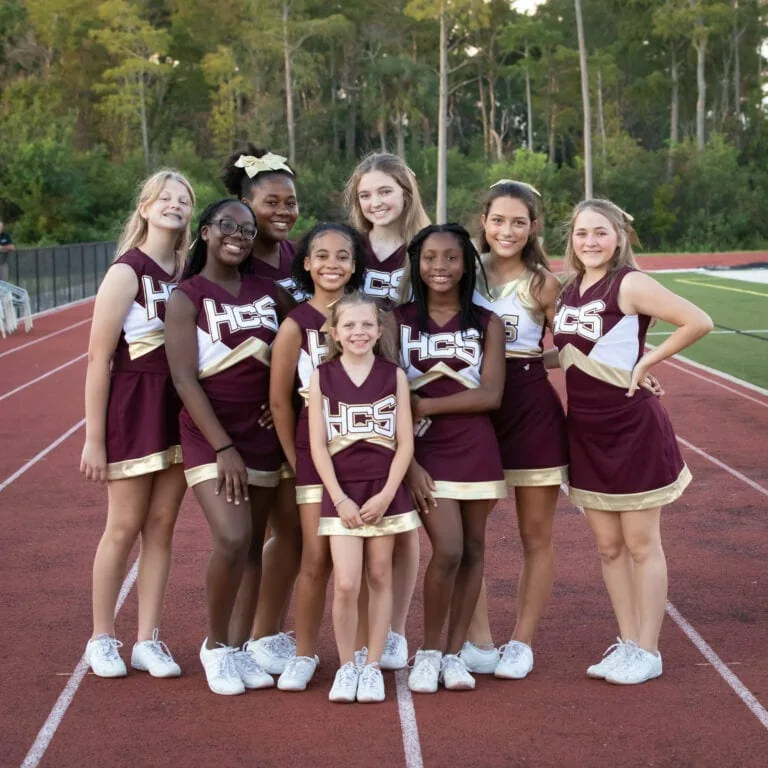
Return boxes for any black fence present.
[5,242,117,314]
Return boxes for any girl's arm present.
[536,271,563,371]
[308,369,363,528]
[412,314,506,420]
[269,317,302,469]
[165,290,249,505]
[80,264,138,483]
[619,272,713,396]
[275,284,297,320]
[360,369,415,525]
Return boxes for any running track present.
[1,253,767,767]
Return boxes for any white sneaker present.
[381,629,408,670]
[233,645,275,689]
[354,646,369,669]
[606,645,663,685]
[440,653,476,691]
[408,649,442,694]
[131,629,181,678]
[329,662,360,703]
[494,640,534,680]
[357,663,386,703]
[277,655,320,691]
[586,638,632,679]
[199,640,245,696]
[459,641,500,674]
[245,632,296,675]
[86,634,127,678]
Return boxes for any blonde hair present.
[326,292,398,364]
[115,169,196,280]
[563,198,640,287]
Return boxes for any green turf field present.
[649,272,768,390]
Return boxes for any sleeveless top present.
[360,235,406,310]
[246,240,307,302]
[289,302,332,403]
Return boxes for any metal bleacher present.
[0,280,33,338]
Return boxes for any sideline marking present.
[674,278,768,298]
[395,668,424,768]
[664,353,768,397]
[0,419,85,494]
[0,353,87,402]
[0,319,90,359]
[665,602,768,729]
[648,329,768,336]
[21,560,140,768]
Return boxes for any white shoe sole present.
[494,664,532,680]
[357,693,386,703]
[606,669,662,685]
[463,657,500,674]
[443,680,476,691]
[241,676,275,690]
[89,665,127,678]
[130,660,181,678]
[206,681,245,695]
[380,657,407,671]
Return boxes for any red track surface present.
[2,265,767,767]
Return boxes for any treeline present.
[1,0,768,252]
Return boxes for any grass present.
[649,272,768,389]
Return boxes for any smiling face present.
[571,208,619,273]
[331,302,382,357]
[201,201,255,269]
[141,179,193,234]
[246,174,298,242]
[356,170,406,230]
[304,230,355,294]
[481,196,533,261]
[418,231,465,295]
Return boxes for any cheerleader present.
[81,170,194,679]
[553,199,711,684]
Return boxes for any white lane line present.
[678,437,768,498]
[648,329,768,336]
[0,354,88,402]
[395,668,424,768]
[0,420,85,494]
[21,560,140,768]
[0,319,90,359]
[661,361,768,410]
[665,602,768,729]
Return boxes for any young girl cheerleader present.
[308,293,419,703]
[393,224,507,694]
[222,144,303,673]
[553,199,712,685]
[165,199,293,695]
[343,152,431,669]
[267,223,366,691]
[458,180,569,680]
[81,170,194,679]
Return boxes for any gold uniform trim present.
[317,510,422,537]
[475,265,545,324]
[506,348,542,359]
[107,445,183,480]
[199,337,272,379]
[128,329,165,360]
[559,344,632,389]
[569,464,692,512]
[504,466,569,487]
[433,479,507,500]
[409,362,479,392]
[327,433,396,457]
[296,484,323,505]
[184,463,281,489]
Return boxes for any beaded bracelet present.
[333,495,349,509]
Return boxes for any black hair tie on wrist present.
[215,443,234,454]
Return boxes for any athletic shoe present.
[86,634,127,678]
[494,640,534,680]
[606,645,663,685]
[380,629,408,670]
[440,654,476,691]
[408,649,442,694]
[586,638,632,679]
[354,646,369,669]
[244,632,296,675]
[357,663,386,703]
[329,662,360,703]
[277,655,320,691]
[199,640,245,696]
[233,645,275,689]
[459,641,500,674]
[130,629,181,678]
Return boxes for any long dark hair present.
[292,222,367,297]
[183,199,256,279]
[221,143,296,200]
[407,223,485,336]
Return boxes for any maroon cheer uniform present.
[105,248,182,480]
[176,274,282,488]
[553,266,691,510]
[360,236,407,311]
[246,240,307,302]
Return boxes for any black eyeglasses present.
[210,218,257,241]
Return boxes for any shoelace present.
[358,664,380,690]
[611,641,643,671]
[441,654,472,681]
[94,635,123,662]
[274,632,296,655]
[143,629,175,664]
[410,652,441,680]
[599,637,626,661]
[383,633,399,655]
[337,663,359,687]
[214,645,239,679]
[285,656,315,676]
[235,647,266,674]
[499,642,524,662]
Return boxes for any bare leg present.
[356,578,369,650]
[364,536,395,664]
[465,579,494,646]
[391,529,420,636]
[329,536,364,666]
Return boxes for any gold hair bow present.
[235,153,294,178]
[615,205,634,223]
[489,179,542,198]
